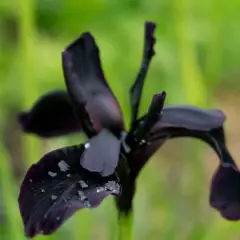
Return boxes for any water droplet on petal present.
[84,202,91,208]
[84,142,91,149]
[96,186,105,193]
[105,181,120,194]
[79,180,88,188]
[140,139,146,145]
[58,160,70,172]
[48,171,57,177]
[51,195,58,200]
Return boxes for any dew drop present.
[78,191,87,202]
[48,171,57,177]
[79,180,88,188]
[84,142,91,149]
[140,139,146,145]
[84,202,91,208]
[51,195,58,200]
[105,181,120,194]
[96,186,105,193]
[58,160,70,172]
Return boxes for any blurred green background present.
[1,0,240,239]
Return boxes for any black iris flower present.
[18,22,240,238]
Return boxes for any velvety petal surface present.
[129,104,240,221]
[62,33,124,137]
[18,144,121,238]
[160,105,225,131]
[146,105,226,146]
[210,165,240,220]
[80,129,121,177]
[130,21,156,125]
[18,91,81,137]
[128,105,225,177]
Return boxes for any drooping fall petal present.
[18,91,81,137]
[160,105,225,131]
[129,104,240,221]
[146,105,226,157]
[128,105,227,179]
[210,164,240,220]
[18,144,121,238]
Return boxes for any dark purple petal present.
[134,92,166,140]
[146,106,226,154]
[130,104,240,220]
[18,145,121,238]
[160,105,225,131]
[80,129,121,177]
[128,105,233,178]
[130,21,156,126]
[62,33,124,137]
[18,91,81,137]
[114,154,135,214]
[124,92,166,178]
[128,138,165,180]
[126,92,166,149]
[210,165,240,220]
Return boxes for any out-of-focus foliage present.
[0,0,240,239]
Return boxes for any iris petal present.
[18,91,81,137]
[160,105,225,131]
[18,145,121,238]
[130,104,240,220]
[80,129,121,177]
[148,105,226,148]
[210,164,240,221]
[129,105,226,177]
[130,21,156,126]
[62,32,124,137]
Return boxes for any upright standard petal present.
[123,92,166,180]
[18,91,81,137]
[130,21,156,127]
[62,33,124,137]
[18,145,121,238]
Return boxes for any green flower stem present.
[118,213,134,240]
